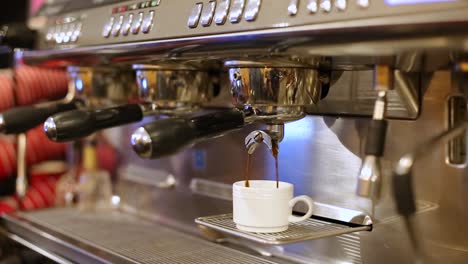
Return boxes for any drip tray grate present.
[195,213,372,245]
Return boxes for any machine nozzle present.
[244,124,284,154]
[131,127,153,158]
[357,155,382,201]
[0,115,5,134]
[44,117,58,141]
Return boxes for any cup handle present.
[288,195,314,223]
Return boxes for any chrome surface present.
[111,15,124,37]
[111,71,467,263]
[134,65,211,109]
[187,3,203,28]
[121,13,133,36]
[245,130,274,154]
[356,155,382,203]
[307,0,318,13]
[0,115,5,133]
[195,213,372,245]
[319,0,332,13]
[67,66,138,104]
[229,0,246,23]
[356,88,389,202]
[101,17,114,38]
[6,233,73,264]
[201,1,216,27]
[43,117,58,141]
[16,133,28,199]
[288,0,299,16]
[141,11,154,34]
[3,208,284,264]
[335,0,347,11]
[447,95,467,165]
[227,62,321,122]
[131,12,143,34]
[214,0,231,25]
[131,127,153,158]
[395,121,468,177]
[244,0,261,21]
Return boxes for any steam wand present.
[357,65,392,216]
[393,120,468,263]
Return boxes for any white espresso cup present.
[233,180,314,233]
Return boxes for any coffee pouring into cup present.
[235,125,314,233]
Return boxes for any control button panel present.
[188,3,203,28]
[190,0,261,29]
[229,0,246,23]
[214,0,231,25]
[99,2,159,39]
[201,1,217,27]
[244,0,261,21]
[45,15,84,44]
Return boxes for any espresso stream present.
[244,145,279,188]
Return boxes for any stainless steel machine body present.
[2,0,468,263]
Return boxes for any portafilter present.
[131,59,324,159]
[44,64,212,142]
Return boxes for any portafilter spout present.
[245,124,284,155]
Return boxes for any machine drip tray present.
[195,203,373,245]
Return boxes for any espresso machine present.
[1,0,467,263]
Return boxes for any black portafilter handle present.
[131,109,245,159]
[44,104,144,142]
[0,100,80,134]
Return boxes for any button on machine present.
[229,0,245,23]
[122,14,134,36]
[214,0,230,25]
[142,11,155,33]
[201,1,216,27]
[188,3,203,28]
[112,15,124,36]
[131,12,144,34]
[335,0,347,10]
[320,0,332,12]
[102,17,115,38]
[244,0,261,21]
[63,24,73,43]
[70,23,81,42]
[357,0,369,8]
[288,0,299,16]
[55,25,64,43]
[46,27,55,42]
[307,0,318,13]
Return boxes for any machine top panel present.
[24,0,468,66]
